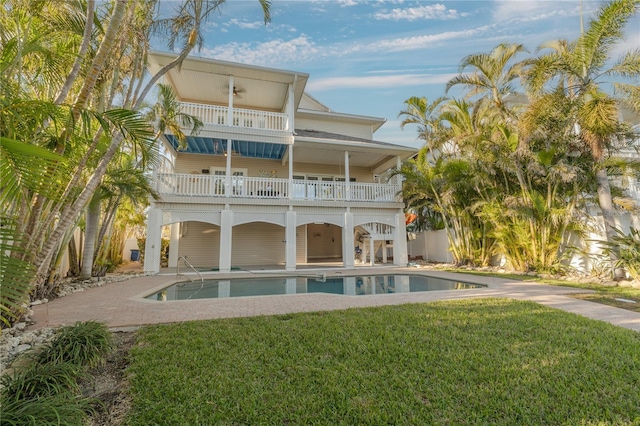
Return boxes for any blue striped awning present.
[165,135,287,160]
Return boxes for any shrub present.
[0,321,111,425]
[0,363,81,401]
[0,394,93,426]
[30,321,112,368]
[603,227,640,280]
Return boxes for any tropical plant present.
[0,363,81,401]
[29,321,112,368]
[522,0,640,277]
[603,227,640,280]
[0,0,272,317]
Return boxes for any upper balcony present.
[178,102,293,145]
[155,173,402,205]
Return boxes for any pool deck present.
[28,267,640,332]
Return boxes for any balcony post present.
[288,145,294,200]
[225,139,232,196]
[345,151,350,201]
[227,75,234,124]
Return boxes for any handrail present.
[176,256,204,282]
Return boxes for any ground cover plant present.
[126,299,640,425]
[0,321,112,425]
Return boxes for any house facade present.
[143,53,416,274]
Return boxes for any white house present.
[143,53,417,274]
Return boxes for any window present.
[210,167,247,196]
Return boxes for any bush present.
[603,227,640,280]
[1,363,81,401]
[0,394,93,426]
[1,321,111,425]
[30,321,112,368]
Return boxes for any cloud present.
[306,73,456,91]
[200,24,493,68]
[201,35,320,65]
[336,0,358,6]
[374,3,466,21]
[369,26,491,52]
[492,1,582,23]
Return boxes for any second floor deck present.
[155,172,401,204]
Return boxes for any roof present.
[148,51,309,112]
[295,129,413,150]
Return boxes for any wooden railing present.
[156,173,401,203]
[178,102,289,132]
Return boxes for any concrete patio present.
[28,267,640,332]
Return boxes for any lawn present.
[126,299,640,425]
[450,269,640,313]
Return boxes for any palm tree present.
[147,83,203,149]
[446,43,527,119]
[523,0,640,278]
[1,0,273,311]
[398,96,448,157]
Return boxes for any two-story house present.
[143,52,416,274]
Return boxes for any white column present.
[219,209,233,272]
[287,79,295,131]
[342,211,354,268]
[168,223,180,267]
[382,239,387,264]
[393,212,409,267]
[144,208,162,274]
[225,139,232,196]
[225,75,234,197]
[369,237,375,266]
[285,210,297,271]
[344,151,350,201]
[288,145,294,200]
[227,76,234,121]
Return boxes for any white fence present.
[178,102,289,132]
[156,173,400,202]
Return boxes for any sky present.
[158,0,640,149]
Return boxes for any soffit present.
[148,51,309,111]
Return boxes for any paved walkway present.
[28,268,640,332]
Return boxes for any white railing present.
[178,102,289,132]
[156,173,401,203]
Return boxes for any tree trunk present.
[55,0,95,105]
[68,234,80,277]
[73,0,127,112]
[81,200,101,279]
[595,167,625,279]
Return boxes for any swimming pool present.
[146,274,485,301]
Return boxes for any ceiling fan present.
[225,85,245,98]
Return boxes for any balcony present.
[178,102,292,144]
[155,173,401,203]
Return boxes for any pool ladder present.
[176,256,204,283]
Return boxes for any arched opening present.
[306,223,343,264]
[231,222,286,267]
[174,221,220,269]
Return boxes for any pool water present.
[146,274,485,301]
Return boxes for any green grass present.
[126,299,640,425]
[448,270,640,312]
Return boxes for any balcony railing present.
[179,102,289,132]
[156,173,401,203]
